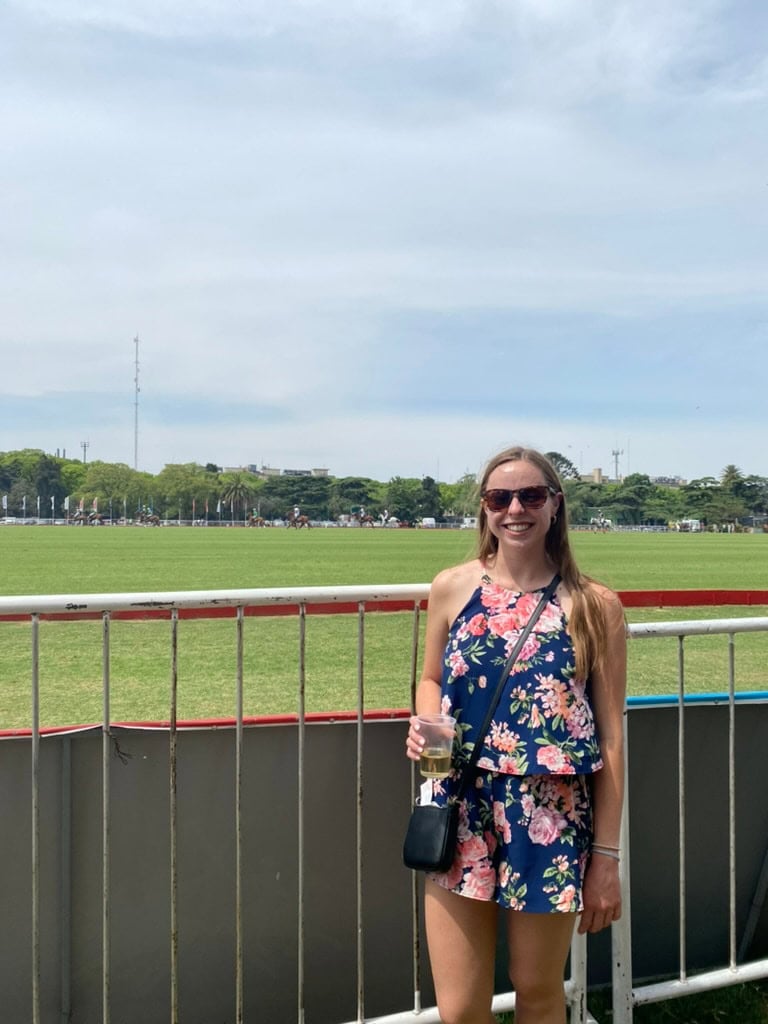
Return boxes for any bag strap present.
[452,573,561,802]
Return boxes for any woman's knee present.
[434,995,496,1024]
[507,964,566,1016]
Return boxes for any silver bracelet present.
[592,846,620,861]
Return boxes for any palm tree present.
[219,472,256,522]
[720,465,743,493]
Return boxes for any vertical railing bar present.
[169,609,179,1024]
[102,611,111,1024]
[31,613,41,1024]
[356,602,365,1024]
[60,736,72,1024]
[568,929,587,1024]
[297,603,307,1024]
[728,632,737,970]
[677,635,686,983]
[408,602,422,1014]
[235,606,244,1024]
[611,708,633,1024]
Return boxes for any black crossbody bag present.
[402,574,561,872]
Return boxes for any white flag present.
[1,494,7,511]
[64,495,70,511]
[50,496,55,511]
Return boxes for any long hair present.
[475,446,608,680]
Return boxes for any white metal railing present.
[613,617,768,1024]
[2,589,768,1024]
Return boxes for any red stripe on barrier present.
[0,709,412,739]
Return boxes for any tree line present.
[1,449,767,527]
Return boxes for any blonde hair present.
[476,445,609,680]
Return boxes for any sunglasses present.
[481,486,557,512]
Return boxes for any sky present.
[2,0,767,484]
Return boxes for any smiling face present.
[482,458,562,554]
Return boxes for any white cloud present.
[1,0,767,482]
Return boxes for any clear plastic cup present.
[416,713,457,778]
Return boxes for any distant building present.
[223,464,330,478]
[651,476,687,487]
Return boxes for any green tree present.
[720,465,743,492]
[385,477,424,522]
[154,463,219,518]
[220,472,257,521]
[546,452,580,481]
[329,477,384,519]
[420,476,442,519]
[439,473,479,518]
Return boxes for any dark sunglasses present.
[481,486,557,512]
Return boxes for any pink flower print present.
[497,754,524,773]
[478,675,488,689]
[456,612,486,641]
[487,611,522,639]
[437,859,464,889]
[440,695,453,716]
[462,860,497,900]
[493,801,513,843]
[521,793,535,817]
[489,721,520,753]
[480,584,519,615]
[536,745,574,773]
[448,650,469,677]
[498,861,512,888]
[555,884,578,912]
[462,834,490,863]
[565,703,594,740]
[553,854,570,874]
[508,633,541,664]
[467,613,486,636]
[484,830,498,857]
[545,651,555,662]
[529,703,542,729]
[528,805,566,846]
[534,602,562,635]
[515,591,540,619]
[535,674,571,718]
[476,755,497,771]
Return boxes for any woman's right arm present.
[405,569,454,762]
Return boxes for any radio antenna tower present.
[133,335,140,470]
[611,448,624,482]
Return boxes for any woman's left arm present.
[578,588,628,935]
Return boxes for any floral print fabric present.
[441,578,602,775]
[428,770,593,912]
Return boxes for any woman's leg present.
[424,879,499,1024]
[505,912,576,1024]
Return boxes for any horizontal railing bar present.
[1,589,767,622]
[628,617,768,637]
[632,958,768,1005]
[0,585,431,618]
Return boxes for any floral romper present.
[428,576,602,913]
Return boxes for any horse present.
[286,512,311,529]
[247,515,267,527]
[590,516,613,533]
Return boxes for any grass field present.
[2,526,767,729]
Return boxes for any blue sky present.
[2,0,766,483]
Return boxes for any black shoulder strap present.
[452,573,561,802]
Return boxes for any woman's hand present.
[405,715,426,762]
[578,853,622,934]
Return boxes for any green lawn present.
[2,526,767,728]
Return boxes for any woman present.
[406,446,626,1024]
